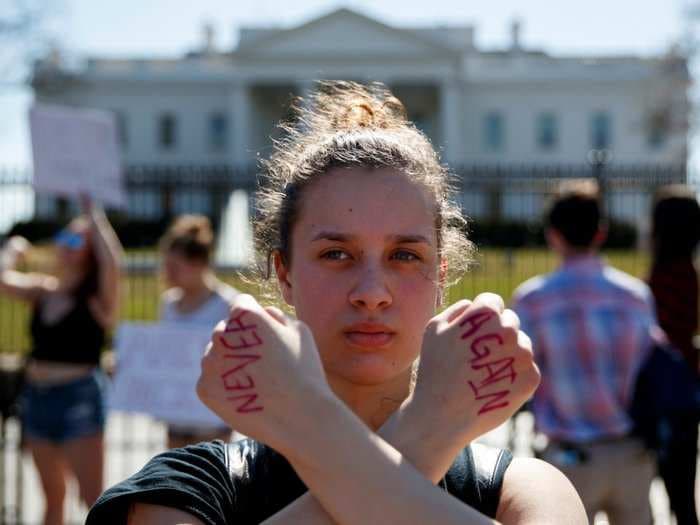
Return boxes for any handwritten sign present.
[29,104,125,208]
[110,322,227,427]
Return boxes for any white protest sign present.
[29,104,126,208]
[110,322,226,427]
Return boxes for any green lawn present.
[0,248,657,354]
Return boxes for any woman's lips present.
[344,325,395,348]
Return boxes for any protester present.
[512,179,658,524]
[86,82,585,525]
[0,196,122,525]
[158,214,239,448]
[648,184,700,525]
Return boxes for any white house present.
[30,8,689,223]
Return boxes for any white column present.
[230,82,251,168]
[439,80,462,164]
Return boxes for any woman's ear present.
[273,251,294,306]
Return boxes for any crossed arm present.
[128,295,585,524]
[128,397,582,525]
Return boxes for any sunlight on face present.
[278,168,440,387]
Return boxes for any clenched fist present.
[197,294,332,453]
[411,293,540,444]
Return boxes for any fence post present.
[588,149,611,212]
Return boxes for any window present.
[208,112,228,151]
[647,109,668,150]
[483,112,504,152]
[158,113,177,150]
[536,112,558,151]
[114,111,128,149]
[590,112,612,150]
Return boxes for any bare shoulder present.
[127,502,205,525]
[496,457,587,525]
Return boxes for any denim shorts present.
[20,370,107,443]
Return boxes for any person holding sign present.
[0,196,122,525]
[87,82,585,524]
[158,215,239,448]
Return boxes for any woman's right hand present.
[197,294,333,453]
[409,293,540,446]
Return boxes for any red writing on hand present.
[461,320,517,416]
[226,393,263,413]
[218,310,265,413]
[460,310,495,339]
[219,310,263,350]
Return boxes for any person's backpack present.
[629,343,700,452]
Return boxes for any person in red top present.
[648,184,700,525]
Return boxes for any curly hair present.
[254,81,473,296]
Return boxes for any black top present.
[87,438,513,525]
[30,298,105,365]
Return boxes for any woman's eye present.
[392,250,420,262]
[321,249,351,261]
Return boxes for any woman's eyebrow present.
[311,231,352,242]
[310,232,432,245]
[390,234,432,246]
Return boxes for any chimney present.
[510,18,522,51]
[202,22,216,54]
[465,26,475,50]
[47,40,62,67]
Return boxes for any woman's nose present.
[348,265,392,311]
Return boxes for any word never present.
[218,310,264,413]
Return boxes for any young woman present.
[0,196,122,525]
[87,82,585,524]
[158,214,239,448]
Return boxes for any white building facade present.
[31,8,689,222]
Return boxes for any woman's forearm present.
[276,394,497,525]
[87,205,123,324]
[262,396,467,524]
[88,206,123,268]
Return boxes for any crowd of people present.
[0,81,698,525]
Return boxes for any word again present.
[460,311,517,415]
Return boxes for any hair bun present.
[312,81,408,132]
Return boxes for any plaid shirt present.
[512,255,658,443]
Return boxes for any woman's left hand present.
[409,293,540,446]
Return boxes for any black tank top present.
[30,297,105,365]
[86,439,513,523]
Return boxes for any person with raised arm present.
[1,195,122,525]
[87,82,585,525]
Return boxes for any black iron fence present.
[0,163,697,523]
[2,162,690,241]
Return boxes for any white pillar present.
[439,80,462,164]
[230,82,251,168]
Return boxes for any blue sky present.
[0,0,693,167]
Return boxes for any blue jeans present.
[20,370,107,443]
